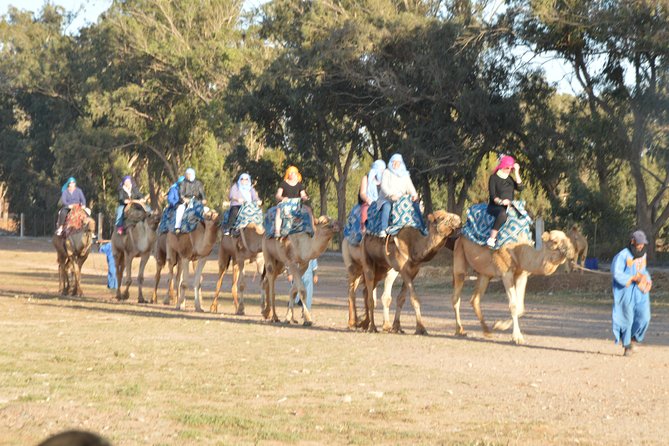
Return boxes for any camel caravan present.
[53,155,582,343]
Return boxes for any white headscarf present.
[366,160,386,202]
[388,153,409,177]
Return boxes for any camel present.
[151,231,176,305]
[261,215,340,325]
[360,210,462,335]
[111,203,160,303]
[566,224,588,273]
[166,210,220,312]
[52,206,96,296]
[210,223,265,315]
[342,237,399,331]
[451,230,575,344]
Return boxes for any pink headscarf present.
[495,155,515,171]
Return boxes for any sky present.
[0,0,580,94]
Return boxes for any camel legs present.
[347,275,361,330]
[136,253,150,304]
[175,258,189,311]
[260,271,271,320]
[391,282,407,334]
[362,268,378,333]
[211,253,231,314]
[496,272,524,344]
[381,269,399,332]
[471,276,493,336]
[284,265,313,326]
[234,260,247,316]
[192,259,207,313]
[71,258,83,297]
[268,270,280,322]
[115,251,127,301]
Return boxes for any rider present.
[486,155,523,248]
[358,159,386,233]
[115,176,146,235]
[378,154,418,237]
[274,166,309,238]
[174,168,206,233]
[56,177,86,236]
[223,173,261,236]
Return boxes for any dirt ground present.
[0,236,667,446]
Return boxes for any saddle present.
[222,202,264,236]
[461,200,533,250]
[365,196,427,237]
[264,199,313,238]
[64,205,93,237]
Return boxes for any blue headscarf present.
[237,173,252,203]
[366,160,386,203]
[61,177,76,192]
[388,153,409,177]
[120,175,133,188]
[177,175,185,184]
[185,168,196,181]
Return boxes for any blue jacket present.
[61,188,86,207]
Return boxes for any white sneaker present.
[486,238,496,248]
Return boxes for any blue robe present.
[99,242,117,290]
[611,248,651,346]
[294,259,318,310]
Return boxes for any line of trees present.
[0,0,667,258]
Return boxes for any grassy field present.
[0,237,668,445]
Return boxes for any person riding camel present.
[223,173,262,236]
[378,154,418,237]
[358,159,386,233]
[174,168,206,233]
[485,155,523,248]
[56,177,86,236]
[115,176,147,235]
[274,166,309,238]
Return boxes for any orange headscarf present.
[284,165,302,183]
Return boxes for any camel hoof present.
[454,329,467,337]
[483,330,494,339]
[303,321,313,327]
[210,304,218,314]
[493,320,513,331]
[138,298,147,304]
[367,326,378,334]
[390,325,404,334]
[414,327,428,336]
[512,336,525,345]
[382,324,392,333]
[235,308,245,316]
[195,307,204,313]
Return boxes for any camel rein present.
[569,262,611,276]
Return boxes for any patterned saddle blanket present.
[64,206,91,237]
[169,200,204,234]
[264,198,313,238]
[159,207,175,234]
[461,200,533,249]
[366,196,427,237]
[343,204,363,246]
[222,202,264,232]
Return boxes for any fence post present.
[20,213,24,238]
[97,212,103,240]
[535,217,544,250]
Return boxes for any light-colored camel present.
[261,215,340,325]
[361,210,462,335]
[111,204,160,303]
[451,230,575,344]
[342,237,399,331]
[152,231,176,305]
[166,211,220,312]
[52,208,96,296]
[566,224,588,273]
[211,223,265,315]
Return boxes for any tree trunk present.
[421,178,433,215]
[335,178,347,249]
[319,176,328,218]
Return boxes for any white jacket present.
[378,169,417,206]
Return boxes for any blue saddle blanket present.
[264,198,313,238]
[343,204,363,246]
[169,200,204,234]
[222,203,264,231]
[461,201,532,249]
[366,196,427,237]
[159,207,175,234]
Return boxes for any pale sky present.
[0,0,580,94]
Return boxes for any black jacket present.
[179,179,206,202]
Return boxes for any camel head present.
[203,210,220,223]
[147,209,161,228]
[541,230,576,265]
[84,217,96,233]
[315,215,341,234]
[426,210,462,237]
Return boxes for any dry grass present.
[0,237,668,445]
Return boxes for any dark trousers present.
[487,204,508,231]
[57,207,70,227]
[225,205,241,230]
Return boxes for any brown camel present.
[166,211,220,312]
[152,231,176,305]
[342,238,399,331]
[210,223,265,315]
[52,207,96,296]
[360,210,462,335]
[566,224,588,273]
[261,216,340,325]
[111,203,160,303]
[451,230,575,344]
